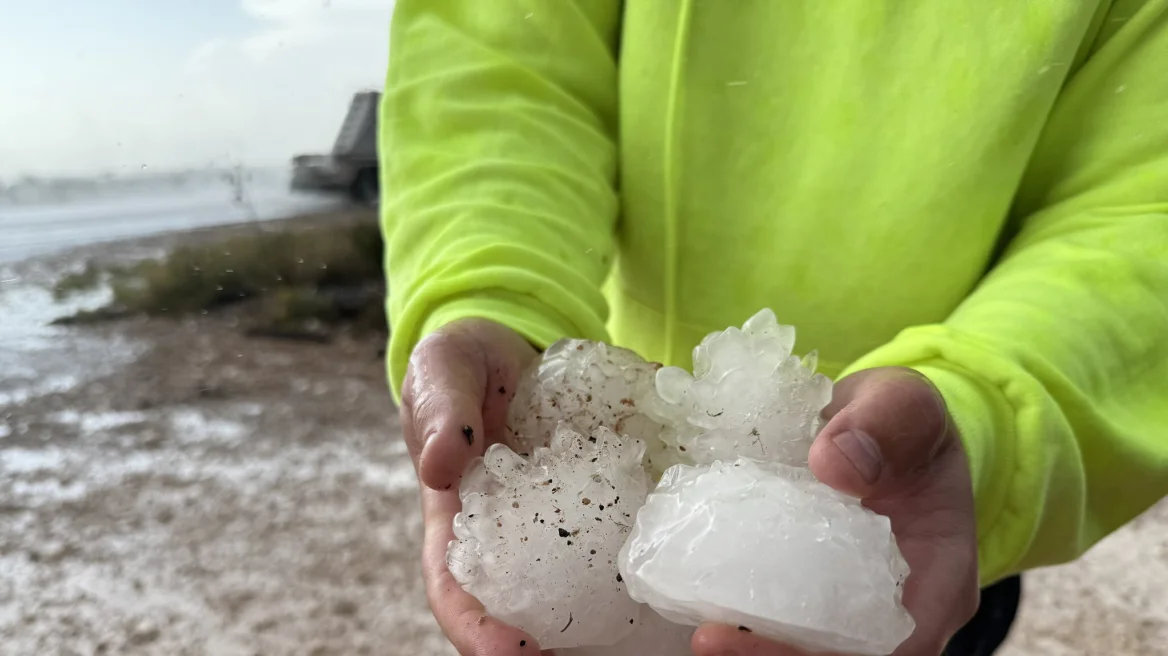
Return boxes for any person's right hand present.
[400,318,544,656]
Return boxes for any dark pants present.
[943,575,1023,656]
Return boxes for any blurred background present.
[0,1,1165,654]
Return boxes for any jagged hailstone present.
[640,308,833,467]
[619,458,915,656]
[447,425,648,649]
[453,310,911,653]
[505,339,666,460]
[561,606,695,656]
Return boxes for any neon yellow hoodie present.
[380,0,1168,586]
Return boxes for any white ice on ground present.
[447,425,648,649]
[561,605,695,656]
[619,458,914,656]
[641,308,833,467]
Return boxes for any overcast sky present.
[0,0,391,178]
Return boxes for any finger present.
[422,486,542,655]
[882,446,980,656]
[810,367,954,500]
[404,330,490,490]
[691,623,822,656]
[889,536,978,656]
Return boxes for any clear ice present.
[451,309,913,654]
[447,425,648,649]
[619,459,915,655]
[641,308,834,466]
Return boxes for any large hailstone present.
[641,308,833,466]
[561,606,695,656]
[619,458,914,656]
[447,425,649,649]
[505,339,665,457]
[505,338,681,478]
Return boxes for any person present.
[379,2,1168,655]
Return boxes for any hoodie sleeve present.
[845,2,1168,586]
[379,0,622,400]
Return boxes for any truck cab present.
[291,90,381,206]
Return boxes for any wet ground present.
[0,317,448,655]
[0,230,452,655]
[0,222,1165,655]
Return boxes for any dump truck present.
[291,90,381,205]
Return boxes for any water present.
[0,173,340,263]
[0,171,342,407]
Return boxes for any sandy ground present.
[0,306,453,655]
[1,222,454,655]
[0,222,1165,655]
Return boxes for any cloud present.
[243,0,387,22]
[237,0,390,62]
[0,1,392,177]
[176,0,393,169]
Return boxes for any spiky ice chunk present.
[505,339,665,459]
[642,309,833,466]
[448,425,649,649]
[641,429,691,482]
[561,606,695,656]
[619,458,913,656]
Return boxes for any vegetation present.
[53,218,386,339]
[53,261,112,300]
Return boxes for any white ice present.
[640,308,833,467]
[447,425,648,649]
[619,458,914,655]
[505,339,665,461]
[453,310,912,654]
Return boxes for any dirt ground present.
[1,223,1165,655]
[0,308,453,655]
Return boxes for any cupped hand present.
[400,318,547,656]
[692,367,981,656]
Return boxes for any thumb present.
[809,367,955,500]
[402,320,532,491]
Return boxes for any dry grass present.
[54,218,386,337]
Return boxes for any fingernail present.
[832,430,883,485]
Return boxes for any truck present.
[290,90,381,206]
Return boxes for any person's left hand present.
[690,367,981,656]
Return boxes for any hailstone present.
[619,458,915,655]
[505,339,665,460]
[447,425,648,649]
[561,606,695,656]
[640,308,833,466]
[448,309,913,655]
